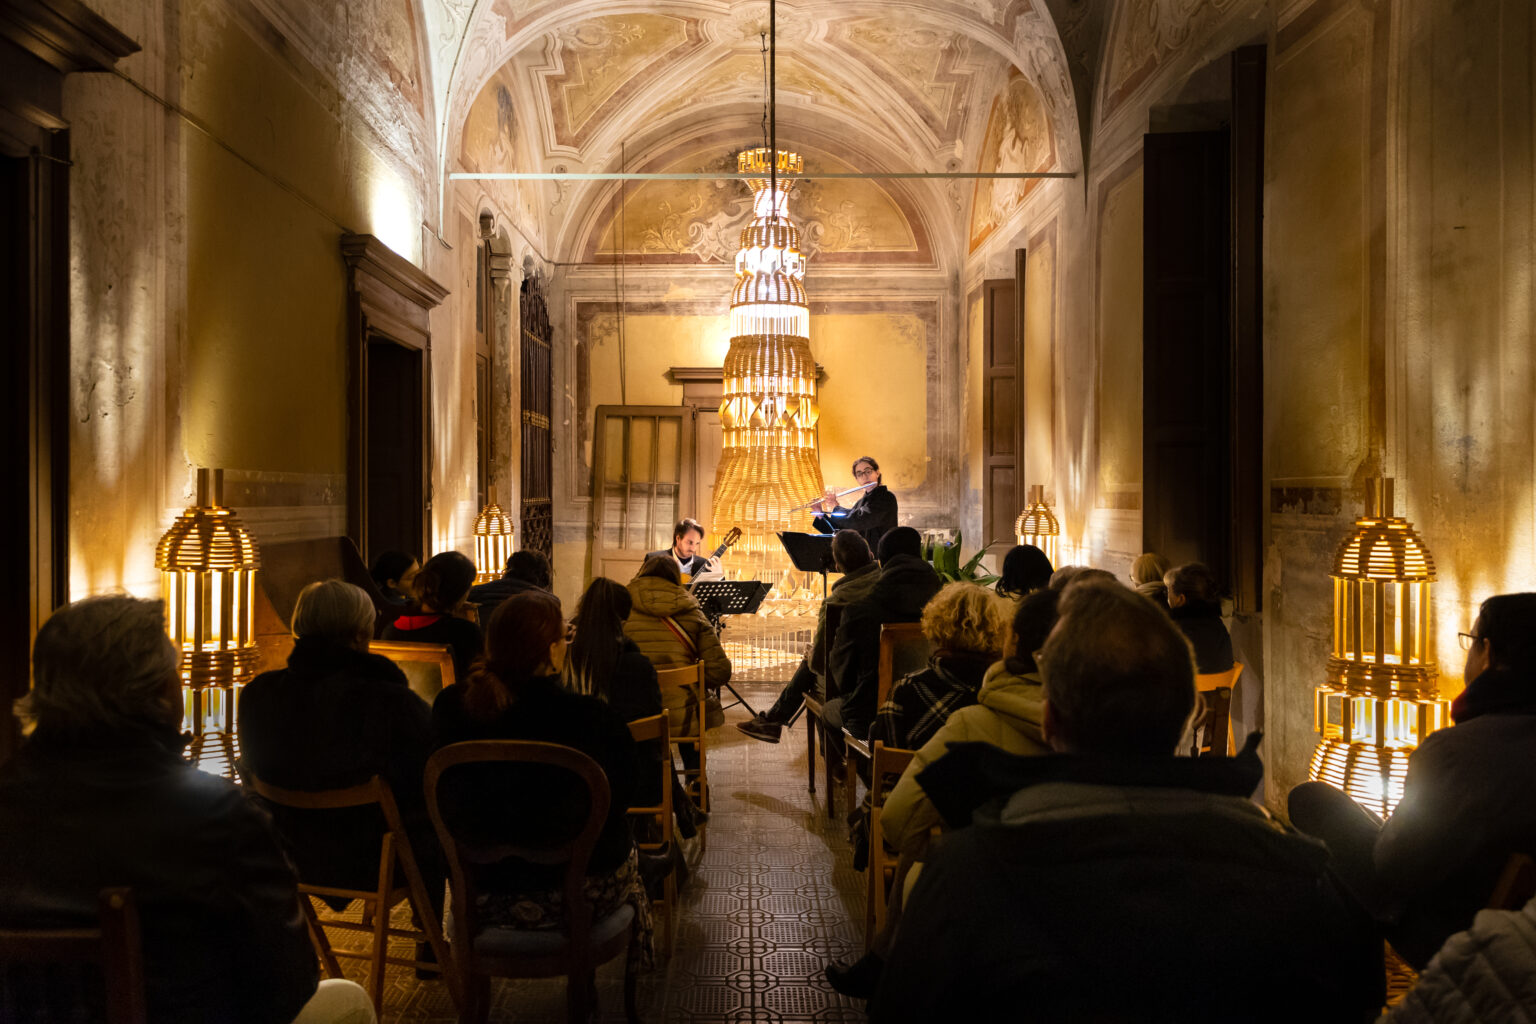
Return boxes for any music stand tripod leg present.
[718,681,758,717]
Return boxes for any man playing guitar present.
[649,518,723,580]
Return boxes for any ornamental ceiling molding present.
[552,119,957,268]
[1093,0,1259,130]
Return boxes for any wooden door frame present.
[590,405,696,583]
[981,266,1024,549]
[341,234,448,561]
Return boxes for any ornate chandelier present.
[710,146,825,594]
[1309,478,1448,817]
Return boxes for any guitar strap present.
[662,615,699,658]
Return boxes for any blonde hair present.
[920,582,1009,655]
[1131,553,1170,586]
[291,579,375,642]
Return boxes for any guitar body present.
[682,527,742,586]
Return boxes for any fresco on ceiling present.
[587,147,925,265]
[968,68,1055,252]
[1100,0,1242,124]
[461,64,523,172]
[835,19,973,143]
[545,14,705,147]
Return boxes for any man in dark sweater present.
[468,548,552,627]
[870,580,1382,1022]
[822,526,942,742]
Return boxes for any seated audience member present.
[384,550,483,680]
[625,556,732,749]
[432,591,654,966]
[869,581,1383,1021]
[1131,551,1171,608]
[239,580,441,917]
[1164,561,1234,673]
[0,595,374,1024]
[1047,565,1116,589]
[826,588,1063,997]
[1382,895,1536,1023]
[871,583,1008,751]
[823,527,942,742]
[370,549,419,610]
[738,530,880,743]
[1290,592,1536,970]
[994,544,1054,600]
[467,548,552,627]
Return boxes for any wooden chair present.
[244,773,457,1012]
[656,663,708,815]
[865,742,917,949]
[626,714,676,956]
[371,639,457,704]
[803,604,846,803]
[842,623,930,814]
[1191,663,1243,757]
[425,741,642,1024]
[0,888,147,1024]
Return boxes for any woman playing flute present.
[812,456,898,552]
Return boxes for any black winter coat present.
[238,637,437,892]
[468,574,543,630]
[0,724,318,1024]
[828,553,942,729]
[432,677,640,890]
[872,741,1383,1022]
[1169,600,1234,673]
[384,611,484,680]
[812,484,898,552]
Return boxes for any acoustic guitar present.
[682,526,742,586]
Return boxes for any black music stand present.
[691,580,772,716]
[777,532,837,729]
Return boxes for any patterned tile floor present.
[331,682,870,1022]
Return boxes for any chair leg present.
[300,895,343,978]
[567,969,595,1024]
[369,896,389,1011]
[806,711,817,793]
[824,738,839,820]
[624,932,641,1024]
[461,973,490,1024]
[844,754,861,823]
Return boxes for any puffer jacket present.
[624,576,732,733]
[1384,899,1536,1023]
[807,561,881,682]
[880,657,1048,856]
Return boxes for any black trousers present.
[766,660,818,723]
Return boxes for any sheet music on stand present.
[689,580,771,618]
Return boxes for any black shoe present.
[825,953,885,998]
[736,714,783,743]
[675,804,698,840]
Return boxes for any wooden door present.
[1143,130,1232,581]
[365,337,425,559]
[982,273,1020,547]
[590,406,695,583]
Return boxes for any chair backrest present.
[877,622,932,705]
[0,888,148,1024]
[626,714,673,821]
[371,640,457,703]
[1191,663,1243,757]
[655,663,704,742]
[245,772,410,836]
[1489,852,1536,911]
[870,741,916,810]
[425,741,610,944]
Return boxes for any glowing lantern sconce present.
[155,468,260,779]
[1309,477,1449,818]
[1014,485,1060,567]
[473,491,515,584]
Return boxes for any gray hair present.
[18,594,181,733]
[291,579,376,642]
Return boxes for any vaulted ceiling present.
[426,0,1088,260]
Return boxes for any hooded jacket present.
[871,742,1383,1023]
[624,575,732,733]
[828,553,942,728]
[880,657,1048,856]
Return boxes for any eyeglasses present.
[1458,631,1481,651]
[854,467,878,479]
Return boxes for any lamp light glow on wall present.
[1309,477,1449,818]
[711,147,826,597]
[473,491,515,584]
[1014,484,1060,566]
[155,468,260,779]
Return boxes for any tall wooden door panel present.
[982,274,1020,547]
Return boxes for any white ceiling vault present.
[422,0,1088,257]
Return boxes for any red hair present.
[462,590,563,720]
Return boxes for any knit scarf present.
[1450,665,1536,724]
